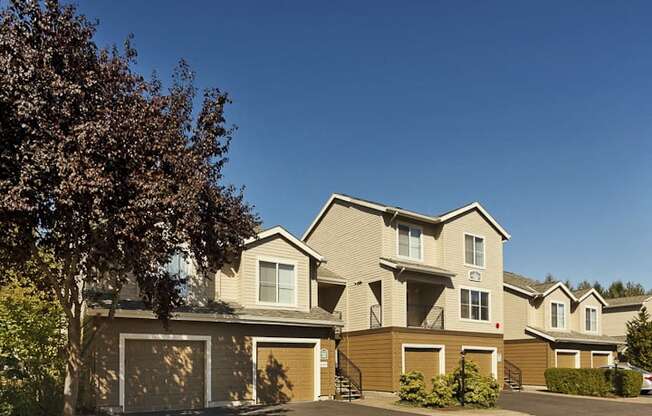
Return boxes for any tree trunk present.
[63,313,82,416]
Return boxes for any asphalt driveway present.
[498,391,652,416]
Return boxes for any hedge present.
[544,368,643,397]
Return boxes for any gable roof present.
[573,288,608,306]
[302,193,510,241]
[503,271,578,301]
[604,295,652,309]
[245,226,326,262]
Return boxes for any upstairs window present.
[397,224,422,260]
[464,233,485,267]
[461,288,490,321]
[165,253,190,299]
[585,307,598,332]
[551,302,566,329]
[258,260,295,305]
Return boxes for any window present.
[464,234,485,267]
[461,288,490,321]
[397,224,422,260]
[165,253,190,299]
[258,260,295,305]
[585,307,598,332]
[551,302,566,329]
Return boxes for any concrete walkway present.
[352,391,530,416]
[521,384,652,404]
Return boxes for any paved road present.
[498,391,652,416]
[129,400,417,416]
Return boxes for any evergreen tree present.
[624,307,652,371]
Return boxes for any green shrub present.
[605,369,644,397]
[449,361,500,408]
[545,368,611,397]
[398,371,427,404]
[422,375,455,408]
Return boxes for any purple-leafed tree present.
[0,1,260,414]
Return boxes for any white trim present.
[87,308,343,327]
[554,349,580,368]
[591,351,614,368]
[549,301,568,330]
[401,344,446,376]
[524,326,624,345]
[119,333,212,411]
[255,256,299,308]
[577,289,608,306]
[524,326,556,342]
[248,226,325,262]
[461,346,498,379]
[251,337,320,402]
[396,222,424,262]
[463,232,486,269]
[459,286,491,323]
[583,306,599,334]
[503,282,535,297]
[542,282,578,301]
[439,202,511,240]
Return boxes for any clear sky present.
[76,1,652,288]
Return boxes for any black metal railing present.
[370,304,382,328]
[337,350,363,401]
[504,359,522,391]
[407,304,444,329]
[333,310,343,338]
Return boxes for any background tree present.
[576,280,593,291]
[0,1,259,415]
[544,273,557,283]
[623,307,652,371]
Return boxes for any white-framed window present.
[464,233,485,268]
[585,307,598,332]
[551,302,566,329]
[397,223,422,260]
[258,260,296,305]
[460,287,490,321]
[165,252,190,299]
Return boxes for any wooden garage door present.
[404,347,441,386]
[556,351,578,368]
[465,350,493,377]
[256,343,314,403]
[592,353,610,368]
[125,340,205,412]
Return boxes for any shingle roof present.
[503,271,543,294]
[316,265,342,279]
[573,288,592,298]
[380,256,456,278]
[604,295,651,308]
[88,299,343,326]
[526,326,625,345]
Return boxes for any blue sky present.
[76,1,652,288]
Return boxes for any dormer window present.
[258,259,296,306]
[585,307,598,332]
[464,233,485,268]
[397,224,422,260]
[551,302,566,329]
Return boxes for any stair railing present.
[370,304,382,329]
[504,359,522,391]
[337,350,363,401]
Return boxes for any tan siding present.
[305,200,386,331]
[504,339,550,386]
[439,210,504,335]
[319,338,336,397]
[503,289,533,340]
[539,287,572,332]
[603,306,640,336]
[579,350,592,368]
[381,216,441,267]
[571,294,603,335]
[340,331,394,392]
[217,264,240,302]
[87,318,334,410]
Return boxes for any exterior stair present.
[335,350,363,401]
[503,359,523,391]
[335,375,362,400]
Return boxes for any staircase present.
[503,359,523,391]
[336,350,363,401]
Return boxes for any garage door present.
[592,353,610,368]
[404,347,441,386]
[256,343,314,403]
[465,350,494,377]
[556,351,578,368]
[124,340,205,412]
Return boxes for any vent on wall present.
[469,270,482,282]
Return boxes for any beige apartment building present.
[303,193,510,392]
[84,226,342,413]
[602,295,652,337]
[503,271,623,386]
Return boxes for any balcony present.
[407,304,444,329]
[370,304,382,329]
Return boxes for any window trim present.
[463,232,486,269]
[255,256,298,307]
[584,306,599,334]
[550,301,567,330]
[459,286,491,323]
[396,222,424,261]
